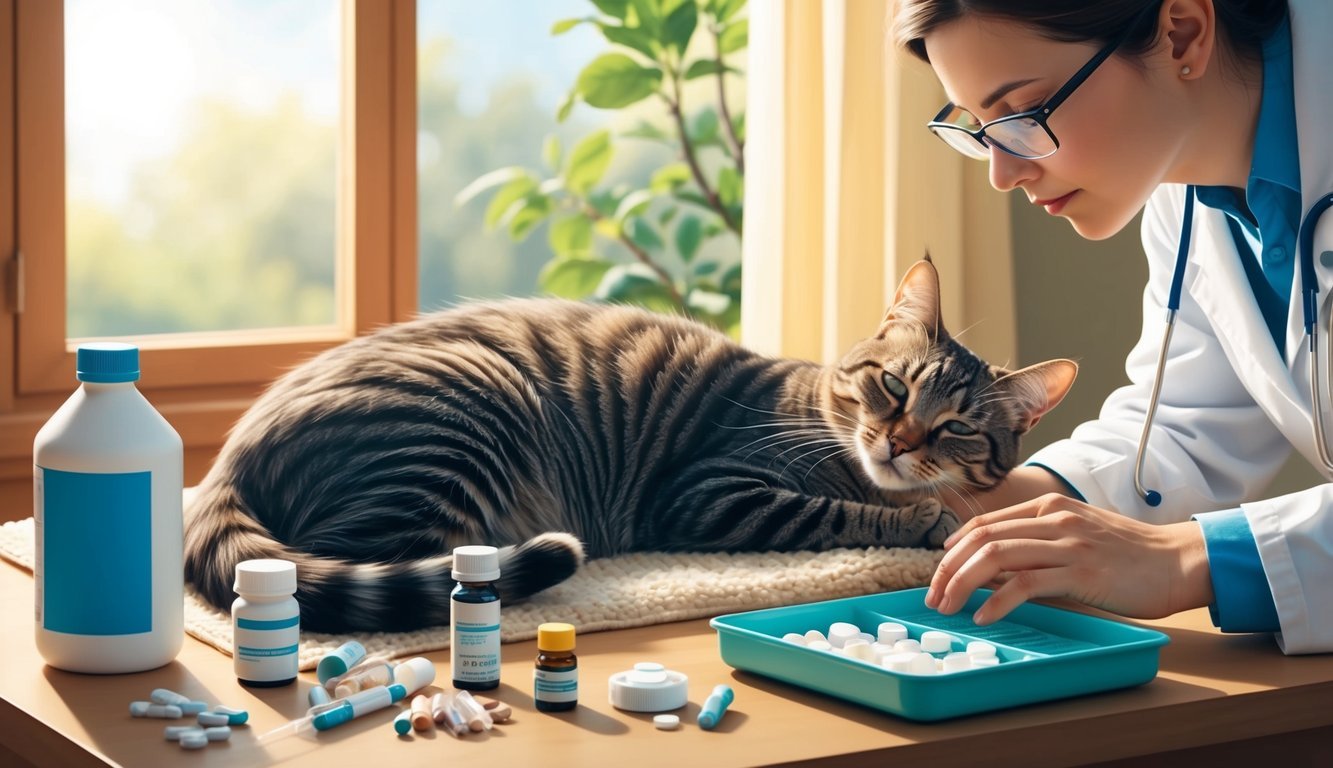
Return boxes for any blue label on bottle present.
[39,467,152,635]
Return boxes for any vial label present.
[534,668,578,703]
[234,615,299,681]
[451,599,500,684]
[37,466,152,635]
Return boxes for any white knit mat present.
[1,517,942,671]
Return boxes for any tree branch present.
[713,30,744,174]
[662,88,740,236]
[580,201,685,309]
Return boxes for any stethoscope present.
[1133,185,1333,506]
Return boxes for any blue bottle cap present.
[76,342,140,383]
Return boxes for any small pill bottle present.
[534,622,578,712]
[232,559,299,687]
[450,545,501,691]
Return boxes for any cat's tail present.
[184,483,586,633]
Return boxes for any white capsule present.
[130,702,182,719]
[653,714,680,730]
[213,706,249,725]
[179,701,208,715]
[942,652,973,673]
[179,733,209,750]
[164,726,205,741]
[827,622,860,648]
[803,629,827,644]
[807,639,834,652]
[967,641,997,658]
[908,653,939,675]
[883,652,919,673]
[971,655,1001,667]
[309,684,332,707]
[870,642,896,661]
[150,688,190,706]
[893,639,922,654]
[203,726,232,742]
[196,712,229,727]
[920,631,955,654]
[782,632,808,646]
[844,643,877,662]
[876,622,908,644]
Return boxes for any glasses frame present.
[927,19,1138,160]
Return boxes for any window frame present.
[0,0,418,496]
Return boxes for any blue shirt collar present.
[1250,14,1299,194]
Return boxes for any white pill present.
[827,622,860,648]
[196,712,229,727]
[844,643,876,662]
[179,733,209,750]
[179,701,207,715]
[870,643,896,660]
[855,632,876,644]
[803,630,827,644]
[164,726,205,741]
[213,706,249,726]
[843,637,870,649]
[782,633,808,646]
[130,702,182,719]
[807,640,834,651]
[893,639,922,654]
[883,652,919,672]
[908,654,938,675]
[920,631,954,654]
[942,652,973,673]
[203,726,231,742]
[967,641,997,658]
[877,622,908,644]
[150,688,190,706]
[972,655,1001,667]
[653,714,680,730]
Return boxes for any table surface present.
[3,559,1333,768]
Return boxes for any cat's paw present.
[921,502,960,548]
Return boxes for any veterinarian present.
[895,0,1333,653]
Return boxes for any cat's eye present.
[942,420,977,436]
[881,372,908,399]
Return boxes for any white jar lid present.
[608,662,688,712]
[451,545,500,582]
[233,559,296,597]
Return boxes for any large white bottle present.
[33,342,184,673]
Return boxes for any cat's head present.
[829,258,1077,493]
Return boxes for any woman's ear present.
[1159,0,1217,80]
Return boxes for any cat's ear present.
[992,359,1079,433]
[881,259,945,340]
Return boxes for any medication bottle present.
[450,545,500,691]
[33,343,184,673]
[534,622,578,712]
[232,559,299,687]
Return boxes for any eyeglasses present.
[927,20,1137,160]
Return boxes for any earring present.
[1180,65,1192,76]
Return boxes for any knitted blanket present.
[1,517,942,671]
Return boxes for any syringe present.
[257,684,408,744]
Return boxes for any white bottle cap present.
[393,657,437,695]
[451,546,500,582]
[233,559,297,597]
[608,662,688,712]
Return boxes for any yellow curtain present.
[740,0,1016,367]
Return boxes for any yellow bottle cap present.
[538,622,576,651]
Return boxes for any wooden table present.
[2,559,1331,767]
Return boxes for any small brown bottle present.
[534,622,578,712]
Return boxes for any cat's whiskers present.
[741,431,840,463]
[802,446,858,483]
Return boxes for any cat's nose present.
[889,418,926,458]
[889,435,915,459]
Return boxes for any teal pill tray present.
[710,587,1169,722]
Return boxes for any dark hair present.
[895,0,1287,68]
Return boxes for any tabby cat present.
[184,259,1076,632]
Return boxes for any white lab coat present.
[1025,0,1333,654]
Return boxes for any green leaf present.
[663,0,698,55]
[716,0,746,23]
[576,53,663,109]
[598,23,659,59]
[719,18,748,53]
[626,217,664,252]
[548,215,593,258]
[686,288,730,316]
[588,188,623,218]
[552,17,594,35]
[542,135,562,171]
[590,0,630,20]
[540,257,617,299]
[675,215,702,263]
[673,189,712,210]
[595,263,679,313]
[691,107,719,144]
[650,162,693,194]
[614,189,654,225]
[483,176,538,230]
[684,59,725,80]
[731,111,746,143]
[693,260,719,277]
[628,0,661,37]
[454,166,528,208]
[658,205,679,226]
[717,166,742,209]
[620,120,670,141]
[508,194,552,240]
[557,90,578,123]
[720,262,742,294]
[564,130,613,196]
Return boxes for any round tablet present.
[653,714,681,730]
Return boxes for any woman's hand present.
[923,493,1215,625]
